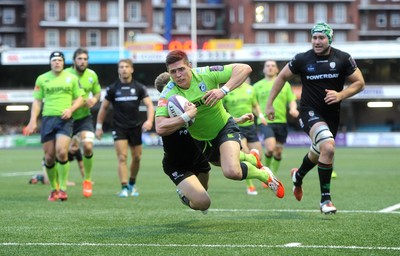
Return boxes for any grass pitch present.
[0,146,399,255]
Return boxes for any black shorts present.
[112,125,142,146]
[195,117,241,163]
[239,124,259,143]
[298,106,339,137]
[258,123,288,144]
[73,115,94,135]
[40,116,73,143]
[163,158,211,186]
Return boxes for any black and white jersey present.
[105,80,149,129]
[289,47,357,116]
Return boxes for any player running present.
[25,51,84,201]
[65,48,101,198]
[266,23,365,214]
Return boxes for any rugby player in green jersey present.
[156,72,256,213]
[65,48,101,198]
[26,51,84,201]
[222,81,267,195]
[156,50,285,200]
[253,60,298,174]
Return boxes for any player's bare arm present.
[155,116,187,136]
[156,102,197,136]
[266,64,294,120]
[325,68,365,105]
[203,63,252,107]
[288,100,299,118]
[85,92,101,108]
[229,63,253,90]
[95,98,110,140]
[234,113,254,124]
[253,104,267,125]
[26,99,42,135]
[142,96,155,132]
[62,96,84,120]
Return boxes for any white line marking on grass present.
[379,203,400,213]
[207,208,400,214]
[0,171,37,177]
[284,242,302,247]
[1,242,400,252]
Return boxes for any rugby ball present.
[167,95,195,127]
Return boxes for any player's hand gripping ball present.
[167,95,195,127]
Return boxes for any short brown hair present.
[154,72,170,93]
[165,50,190,70]
[119,58,133,68]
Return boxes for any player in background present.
[95,59,154,198]
[266,23,365,214]
[29,135,86,186]
[25,51,84,201]
[222,80,267,195]
[65,48,101,198]
[253,60,298,174]
[67,134,87,180]
[156,50,285,200]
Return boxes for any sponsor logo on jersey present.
[178,129,189,135]
[160,82,175,98]
[209,65,224,72]
[306,64,316,72]
[193,98,205,107]
[194,67,207,74]
[299,118,304,128]
[198,82,207,92]
[157,98,168,107]
[115,96,138,101]
[172,171,184,181]
[348,57,357,69]
[307,111,319,122]
[306,73,339,80]
[45,86,72,94]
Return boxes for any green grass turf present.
[0,146,399,255]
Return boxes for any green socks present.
[271,157,281,174]
[243,162,268,183]
[45,163,58,191]
[83,154,93,181]
[57,160,70,191]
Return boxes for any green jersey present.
[253,79,296,123]
[33,70,83,117]
[156,65,233,141]
[65,67,101,120]
[222,83,256,127]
